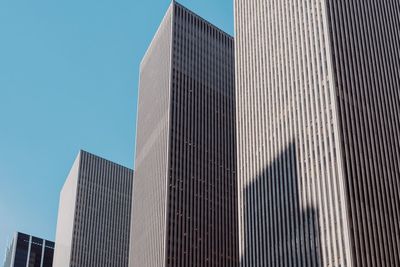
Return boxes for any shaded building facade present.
[53,150,133,267]
[3,232,54,267]
[234,0,400,266]
[130,2,238,266]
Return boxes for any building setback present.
[130,1,238,266]
[53,150,133,267]
[3,232,54,267]
[234,0,400,266]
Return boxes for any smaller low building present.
[53,150,133,267]
[3,232,54,267]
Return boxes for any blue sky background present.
[0,0,233,260]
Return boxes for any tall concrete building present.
[235,0,400,266]
[53,150,133,267]
[130,2,237,266]
[3,232,54,267]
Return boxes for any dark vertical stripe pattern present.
[326,0,400,266]
[167,3,238,267]
[131,2,238,266]
[70,151,133,267]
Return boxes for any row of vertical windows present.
[166,3,238,267]
[235,0,350,266]
[130,5,173,267]
[326,0,400,266]
[70,151,133,267]
[11,233,54,267]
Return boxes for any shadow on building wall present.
[241,142,322,266]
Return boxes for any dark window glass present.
[14,234,29,267]
[42,247,54,267]
[28,242,42,267]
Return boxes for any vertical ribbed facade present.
[235,0,400,266]
[168,3,237,266]
[54,150,133,267]
[326,1,400,266]
[235,0,353,266]
[130,2,238,266]
[130,3,173,267]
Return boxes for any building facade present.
[234,0,400,266]
[130,2,238,266]
[3,232,54,267]
[53,150,133,267]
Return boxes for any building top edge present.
[173,0,234,39]
[79,150,134,173]
[14,232,55,244]
[140,1,233,69]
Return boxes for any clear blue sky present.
[0,0,233,260]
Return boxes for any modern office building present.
[130,1,237,266]
[3,232,54,267]
[235,0,400,266]
[53,150,133,267]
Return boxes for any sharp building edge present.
[234,0,400,266]
[53,150,134,267]
[130,2,238,266]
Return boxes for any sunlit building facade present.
[53,150,133,267]
[130,2,238,266]
[235,0,400,266]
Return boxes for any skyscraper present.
[3,232,54,267]
[130,2,237,266]
[53,150,133,267]
[235,0,400,266]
